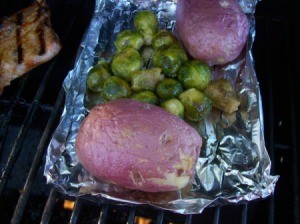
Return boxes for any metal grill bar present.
[264,7,275,176]
[98,204,109,224]
[9,89,65,224]
[69,198,83,224]
[264,16,275,224]
[241,204,248,224]
[185,214,192,224]
[156,210,164,224]
[0,100,39,195]
[0,75,29,153]
[41,189,57,224]
[213,207,220,224]
[128,207,136,224]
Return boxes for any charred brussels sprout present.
[114,30,144,51]
[152,30,175,50]
[153,47,188,77]
[102,76,131,101]
[141,46,155,67]
[111,48,142,81]
[156,78,183,100]
[86,64,111,92]
[84,89,106,110]
[131,91,158,104]
[161,98,184,118]
[178,60,211,91]
[179,88,212,121]
[134,10,158,45]
[131,68,164,92]
[204,78,240,113]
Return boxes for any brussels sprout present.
[114,30,144,51]
[161,98,184,118]
[96,59,110,71]
[111,48,142,81]
[178,60,211,91]
[153,47,188,77]
[156,78,183,100]
[102,76,131,101]
[86,64,111,92]
[84,89,106,110]
[131,91,158,104]
[152,30,175,50]
[179,88,212,121]
[134,10,158,45]
[89,60,110,73]
[141,46,155,67]
[204,78,240,113]
[131,68,164,92]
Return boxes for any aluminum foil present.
[44,0,279,214]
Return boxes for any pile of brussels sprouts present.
[84,10,240,121]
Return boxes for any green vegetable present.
[179,88,212,121]
[156,78,183,100]
[89,60,110,73]
[152,30,175,50]
[161,98,184,118]
[131,68,164,92]
[111,48,142,81]
[141,46,155,67]
[134,10,158,45]
[153,47,188,77]
[131,91,158,104]
[204,78,240,113]
[84,89,106,110]
[114,30,144,51]
[102,76,131,101]
[86,64,111,92]
[178,60,211,91]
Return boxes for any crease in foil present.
[44,0,279,214]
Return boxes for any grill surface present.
[0,0,299,223]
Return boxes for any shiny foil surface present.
[44,0,279,214]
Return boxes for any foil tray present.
[44,0,279,214]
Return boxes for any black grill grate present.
[0,0,299,223]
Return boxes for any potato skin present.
[176,0,249,65]
[76,99,201,192]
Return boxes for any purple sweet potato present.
[75,99,202,192]
[176,0,249,65]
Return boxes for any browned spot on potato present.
[160,132,172,144]
[176,168,184,176]
[130,170,144,186]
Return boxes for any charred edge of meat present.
[16,12,23,64]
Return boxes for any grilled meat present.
[0,0,61,94]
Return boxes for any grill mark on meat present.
[37,5,46,55]
[16,12,23,64]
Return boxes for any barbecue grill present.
[0,0,299,223]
